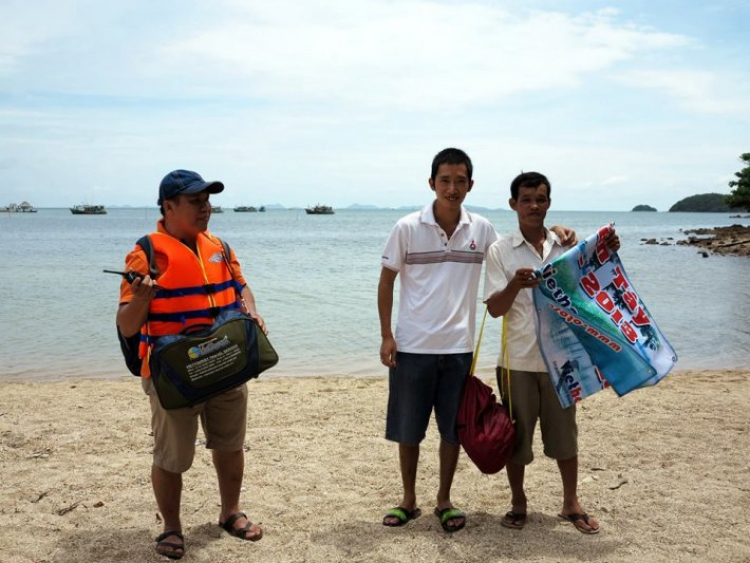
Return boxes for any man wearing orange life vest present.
[117,170,267,560]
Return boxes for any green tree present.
[726,153,750,212]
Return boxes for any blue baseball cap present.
[158,169,224,205]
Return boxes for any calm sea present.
[1,208,749,381]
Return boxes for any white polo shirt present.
[382,203,498,354]
[483,228,565,371]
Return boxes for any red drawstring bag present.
[456,310,515,474]
[457,374,515,474]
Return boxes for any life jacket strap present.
[153,279,236,299]
[147,301,240,323]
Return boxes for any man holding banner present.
[483,171,619,535]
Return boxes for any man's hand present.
[246,310,267,334]
[131,275,158,302]
[117,275,157,338]
[604,228,621,252]
[380,336,397,368]
[551,225,577,246]
[511,267,542,290]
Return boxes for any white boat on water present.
[2,201,37,213]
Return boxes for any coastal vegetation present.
[669,193,731,212]
[632,204,657,212]
[726,153,750,212]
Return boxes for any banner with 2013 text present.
[532,224,677,408]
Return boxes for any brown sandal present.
[219,511,263,541]
[155,530,185,560]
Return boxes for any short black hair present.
[431,148,473,181]
[510,171,551,200]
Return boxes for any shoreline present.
[1,369,749,562]
[680,224,750,257]
[643,223,750,257]
[3,354,747,382]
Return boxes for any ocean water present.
[1,208,749,381]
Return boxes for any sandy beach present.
[1,370,749,563]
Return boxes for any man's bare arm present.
[378,267,398,368]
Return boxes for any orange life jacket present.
[137,231,242,376]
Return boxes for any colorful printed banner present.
[533,224,677,408]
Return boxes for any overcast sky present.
[1,0,748,210]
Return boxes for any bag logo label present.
[208,252,224,263]
[188,336,231,359]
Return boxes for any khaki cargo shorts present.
[496,368,578,465]
[142,377,248,473]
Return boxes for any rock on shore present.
[679,224,750,257]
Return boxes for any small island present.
[632,204,657,212]
[669,193,731,212]
[672,153,750,256]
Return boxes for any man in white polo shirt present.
[378,148,494,533]
[377,149,574,534]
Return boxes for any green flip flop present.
[434,507,466,533]
[383,506,422,527]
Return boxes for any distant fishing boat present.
[70,204,106,215]
[211,206,224,213]
[234,206,258,212]
[305,204,335,215]
[2,201,37,213]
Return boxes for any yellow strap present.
[501,316,515,423]
[469,307,489,377]
[470,308,514,423]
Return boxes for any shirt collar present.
[420,201,471,227]
[156,219,212,244]
[509,227,561,248]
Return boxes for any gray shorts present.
[496,368,578,465]
[385,352,472,446]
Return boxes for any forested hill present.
[669,193,731,212]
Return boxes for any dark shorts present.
[385,352,472,446]
[496,368,578,465]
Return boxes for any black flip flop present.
[501,511,527,530]
[558,512,600,534]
